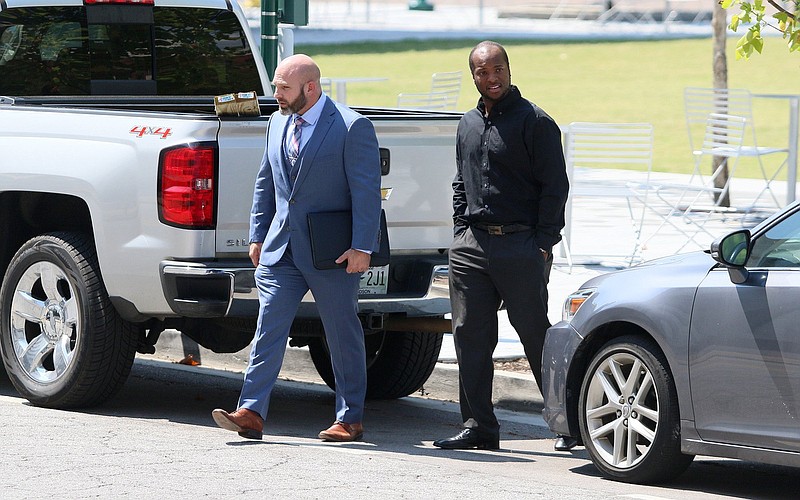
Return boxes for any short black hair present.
[468,41,510,72]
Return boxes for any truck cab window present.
[0,6,261,97]
[0,24,23,66]
[153,8,262,95]
[89,24,152,82]
[0,7,89,95]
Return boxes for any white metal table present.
[321,77,388,104]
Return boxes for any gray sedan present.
[542,202,800,484]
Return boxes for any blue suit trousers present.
[238,249,367,425]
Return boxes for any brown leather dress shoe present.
[318,421,363,442]
[211,408,263,440]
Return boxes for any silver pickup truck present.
[0,0,457,409]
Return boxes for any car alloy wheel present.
[578,335,693,484]
[584,350,657,468]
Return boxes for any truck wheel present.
[308,330,443,399]
[0,232,137,408]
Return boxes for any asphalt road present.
[2,359,800,499]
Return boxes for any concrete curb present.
[148,330,543,414]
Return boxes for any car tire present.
[308,329,443,399]
[0,232,137,408]
[578,335,694,484]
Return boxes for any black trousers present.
[448,227,553,436]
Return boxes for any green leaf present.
[792,31,800,52]
[720,0,736,8]
[752,35,764,54]
[730,15,741,31]
[736,33,753,60]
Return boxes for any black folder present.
[307,209,390,270]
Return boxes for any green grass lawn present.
[298,37,800,179]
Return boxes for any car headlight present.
[562,289,595,322]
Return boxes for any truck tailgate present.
[214,115,457,257]
[373,118,456,251]
[215,117,269,256]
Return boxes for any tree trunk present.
[711,0,730,206]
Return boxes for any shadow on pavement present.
[3,358,800,493]
[565,448,800,500]
[0,359,551,464]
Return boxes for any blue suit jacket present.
[249,96,382,270]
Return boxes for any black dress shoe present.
[433,428,500,450]
[554,435,579,451]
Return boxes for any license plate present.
[359,265,389,295]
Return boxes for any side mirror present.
[710,229,751,284]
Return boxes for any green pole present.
[261,0,279,84]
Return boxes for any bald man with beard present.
[212,54,382,443]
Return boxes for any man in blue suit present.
[212,54,382,442]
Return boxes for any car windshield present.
[750,209,800,267]
[0,6,262,96]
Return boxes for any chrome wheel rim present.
[585,351,659,469]
[9,261,80,383]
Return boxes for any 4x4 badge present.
[130,126,173,139]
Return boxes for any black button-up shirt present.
[453,86,569,252]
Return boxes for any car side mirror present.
[710,229,751,284]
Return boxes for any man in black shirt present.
[433,41,574,451]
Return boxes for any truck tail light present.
[158,143,217,229]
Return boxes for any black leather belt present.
[471,222,532,235]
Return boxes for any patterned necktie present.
[288,115,305,166]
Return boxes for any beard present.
[278,90,307,115]
[478,83,510,104]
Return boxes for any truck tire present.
[0,232,137,408]
[308,329,443,399]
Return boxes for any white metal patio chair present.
[684,87,789,211]
[397,71,462,111]
[396,92,450,110]
[646,113,752,253]
[562,122,654,267]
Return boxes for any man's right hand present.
[249,242,263,267]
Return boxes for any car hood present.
[577,250,717,290]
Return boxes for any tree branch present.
[768,0,798,20]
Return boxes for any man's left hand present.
[336,248,371,274]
